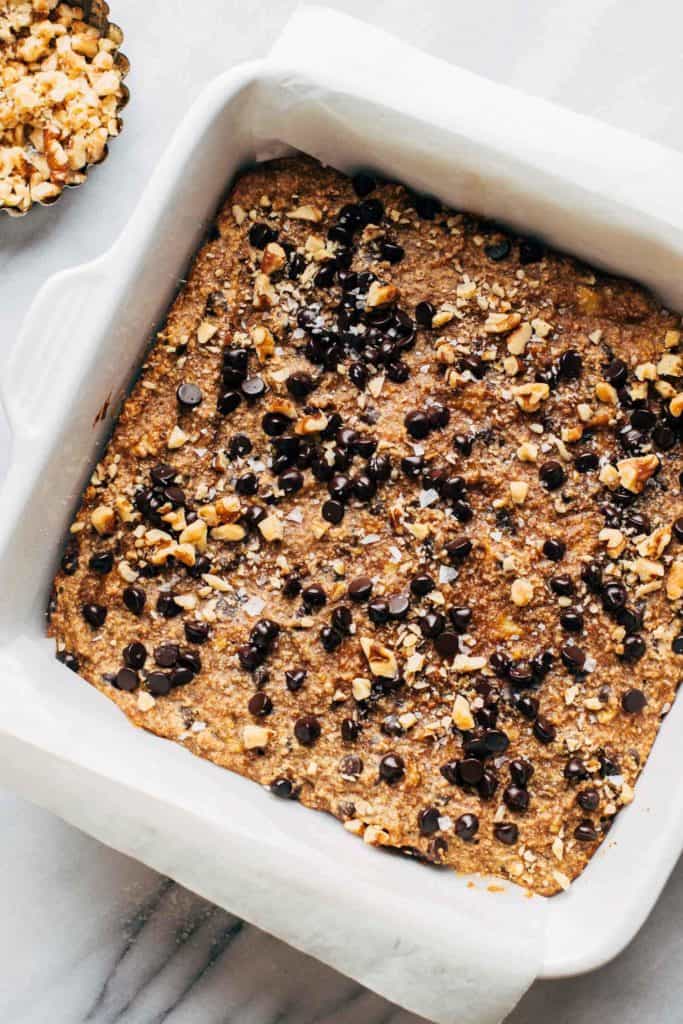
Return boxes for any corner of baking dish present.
[1,50,683,984]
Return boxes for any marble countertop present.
[2,1,683,1020]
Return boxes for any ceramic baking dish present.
[1,13,683,1012]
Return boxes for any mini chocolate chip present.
[533,715,557,744]
[348,576,373,602]
[515,693,539,720]
[415,301,434,327]
[418,807,440,836]
[381,241,405,264]
[561,643,586,674]
[331,606,353,634]
[673,635,683,655]
[574,820,599,842]
[420,611,445,638]
[241,376,266,400]
[478,770,498,800]
[368,598,390,624]
[322,499,344,524]
[455,813,479,841]
[484,240,511,261]
[561,608,584,633]
[154,643,179,668]
[620,635,646,663]
[604,358,628,388]
[89,551,113,574]
[339,754,363,779]
[575,452,599,473]
[320,625,343,652]
[146,671,172,696]
[445,536,472,562]
[457,758,484,786]
[558,349,583,380]
[123,584,146,616]
[503,785,530,812]
[123,642,147,670]
[401,454,424,478]
[341,717,361,741]
[404,410,431,439]
[434,631,459,659]
[494,822,519,845]
[218,390,242,415]
[151,463,177,486]
[426,402,450,430]
[270,777,296,799]
[302,583,326,608]
[509,758,534,787]
[448,606,472,634]
[285,668,306,692]
[250,619,279,650]
[602,581,627,613]
[379,752,405,783]
[352,473,376,501]
[543,537,566,561]
[410,574,435,597]
[263,412,290,437]
[352,172,376,197]
[564,757,589,782]
[157,593,182,618]
[617,605,643,634]
[581,560,603,593]
[483,729,509,754]
[621,688,647,713]
[82,603,107,628]
[413,193,441,219]
[113,667,138,692]
[278,467,304,495]
[367,453,392,481]
[577,788,600,812]
[539,460,566,490]
[169,666,194,687]
[519,237,544,264]
[249,222,278,248]
[388,594,410,620]
[248,691,273,717]
[185,621,209,644]
[673,517,683,542]
[286,371,315,399]
[178,650,201,674]
[550,574,575,597]
[294,715,321,746]
[176,382,202,409]
[238,644,265,671]
[358,197,384,225]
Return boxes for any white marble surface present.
[2,0,683,1020]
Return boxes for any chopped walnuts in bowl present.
[0,0,128,215]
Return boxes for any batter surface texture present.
[49,156,683,895]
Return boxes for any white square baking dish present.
[1,10,683,1017]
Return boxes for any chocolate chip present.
[420,611,445,638]
[320,625,343,652]
[418,807,440,836]
[514,694,539,720]
[123,642,147,670]
[410,574,434,597]
[169,666,194,687]
[434,631,459,659]
[426,402,450,430]
[379,752,405,783]
[484,240,511,261]
[533,715,557,744]
[348,576,373,603]
[561,608,584,633]
[185,621,209,644]
[302,583,326,608]
[494,822,519,845]
[331,606,352,634]
[358,197,384,225]
[157,593,182,618]
[154,643,179,668]
[519,238,544,264]
[294,715,321,746]
[341,717,361,741]
[368,598,390,624]
[270,777,295,799]
[285,668,306,692]
[457,758,484,786]
[340,754,363,779]
[352,473,376,501]
[581,560,603,593]
[89,551,113,574]
[349,362,368,390]
[415,301,435,327]
[387,594,410,620]
[543,537,566,561]
[673,635,683,655]
[401,454,424,478]
[604,358,628,388]
[448,606,472,634]
[147,671,172,696]
[478,770,498,800]
[367,453,392,481]
[263,412,290,437]
[509,758,534,787]
[176,382,202,409]
[123,584,146,616]
[550,573,574,596]
[574,452,599,473]
[620,635,646,663]
[577,788,600,812]
[602,581,627,613]
[218,391,242,415]
[564,757,589,782]
[561,643,586,674]
[249,222,278,248]
[490,650,512,678]
[539,460,566,490]
[250,619,279,650]
[286,371,315,399]
[82,603,107,628]
[248,691,273,717]
[504,785,530,812]
[455,813,479,841]
[483,729,509,754]
[413,193,441,219]
[381,241,404,264]
[558,349,583,380]
[621,688,647,713]
[114,668,138,692]
[444,536,472,562]
[352,172,376,197]
[238,644,264,671]
[574,820,599,842]
[241,376,266,400]
[151,463,177,486]
[404,410,431,439]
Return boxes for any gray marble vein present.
[3,1,683,1021]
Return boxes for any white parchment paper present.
[17,4,683,1022]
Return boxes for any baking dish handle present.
[1,258,109,442]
